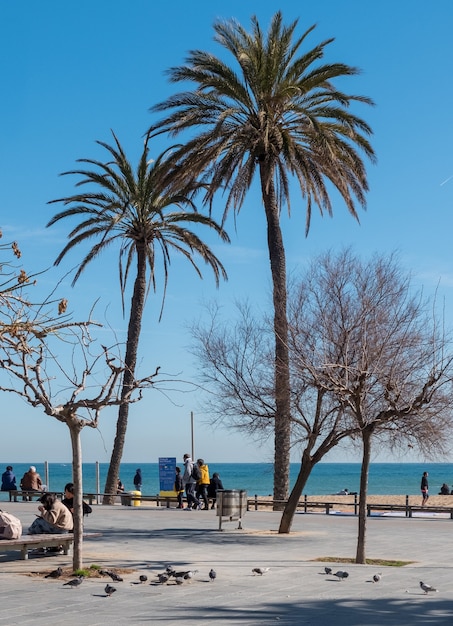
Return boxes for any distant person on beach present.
[195,459,210,510]
[336,488,349,495]
[182,453,200,510]
[208,472,224,509]
[116,479,125,494]
[133,468,142,492]
[1,465,16,491]
[20,466,43,500]
[439,483,449,495]
[174,466,184,509]
[62,483,92,516]
[421,471,429,505]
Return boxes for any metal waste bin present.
[216,490,247,529]
[121,493,132,506]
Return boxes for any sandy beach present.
[249,493,453,512]
[307,493,453,506]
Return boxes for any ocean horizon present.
[2,462,453,499]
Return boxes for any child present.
[208,472,224,509]
[174,466,184,509]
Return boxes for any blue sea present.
[1,462,452,500]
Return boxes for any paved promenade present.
[0,501,452,625]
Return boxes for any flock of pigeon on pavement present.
[42,563,439,597]
[43,564,217,596]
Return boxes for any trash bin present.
[129,490,141,507]
[121,493,131,506]
[216,490,247,529]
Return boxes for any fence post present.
[354,493,358,515]
[405,494,409,517]
[254,494,258,511]
[304,494,308,513]
[96,462,100,505]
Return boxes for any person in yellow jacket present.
[196,459,210,510]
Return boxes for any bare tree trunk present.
[356,428,372,564]
[260,169,291,507]
[103,244,147,504]
[278,451,314,533]
[68,419,84,571]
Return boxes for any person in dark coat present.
[207,472,224,509]
[62,483,92,516]
[1,466,16,491]
[174,466,184,508]
[133,468,142,492]
[421,471,429,506]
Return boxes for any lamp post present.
[191,411,194,460]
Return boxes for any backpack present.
[0,510,22,540]
[191,464,201,481]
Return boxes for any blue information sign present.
[158,457,177,494]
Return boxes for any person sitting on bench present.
[20,466,43,500]
[28,492,73,539]
[62,483,92,516]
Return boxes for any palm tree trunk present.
[103,243,148,504]
[356,427,372,563]
[260,168,291,506]
[68,418,84,571]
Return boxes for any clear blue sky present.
[1,1,452,464]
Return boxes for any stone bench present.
[8,490,53,502]
[0,532,102,560]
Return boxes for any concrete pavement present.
[0,501,452,625]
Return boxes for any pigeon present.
[183,570,198,580]
[63,576,83,588]
[324,567,332,575]
[157,573,170,584]
[166,565,175,575]
[373,573,382,583]
[105,583,117,597]
[174,576,184,585]
[139,575,148,583]
[209,569,217,582]
[45,567,63,579]
[103,570,123,582]
[252,567,270,575]
[420,581,438,594]
[333,571,349,581]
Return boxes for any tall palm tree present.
[47,132,229,503]
[148,11,375,502]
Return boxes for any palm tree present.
[47,132,229,503]
[148,12,375,502]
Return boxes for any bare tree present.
[191,301,276,436]
[289,249,453,560]
[191,301,357,513]
[0,242,159,569]
[191,249,453,546]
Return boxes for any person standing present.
[182,453,200,510]
[133,468,142,492]
[196,459,210,510]
[1,466,17,491]
[174,466,184,509]
[421,471,429,506]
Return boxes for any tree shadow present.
[129,596,453,625]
